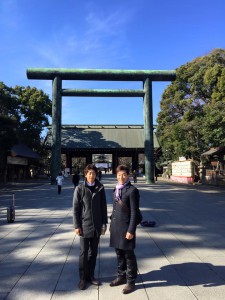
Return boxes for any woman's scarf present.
[115,179,130,199]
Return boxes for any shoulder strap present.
[80,184,85,200]
[77,184,85,202]
[117,199,130,215]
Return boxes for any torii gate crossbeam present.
[27,68,176,184]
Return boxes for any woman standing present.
[109,165,140,294]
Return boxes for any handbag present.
[117,199,143,225]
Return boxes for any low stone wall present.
[203,170,225,186]
[170,176,194,184]
[171,160,194,184]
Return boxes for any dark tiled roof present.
[11,143,40,159]
[201,146,225,156]
[46,125,159,149]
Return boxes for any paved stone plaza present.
[1,175,225,299]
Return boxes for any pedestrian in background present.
[56,172,64,194]
[73,164,108,290]
[72,172,80,189]
[98,169,102,181]
[109,164,140,294]
[132,170,137,183]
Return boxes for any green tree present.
[157,48,225,161]
[0,83,18,182]
[0,115,18,182]
[0,82,52,182]
[13,85,52,151]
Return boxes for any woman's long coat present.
[110,181,140,250]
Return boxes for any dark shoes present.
[110,278,135,294]
[89,276,101,286]
[79,277,100,289]
[78,280,86,290]
[122,283,135,294]
[79,277,134,293]
[110,277,126,287]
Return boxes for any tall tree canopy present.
[0,83,51,182]
[156,48,225,161]
[12,85,52,151]
[0,83,52,151]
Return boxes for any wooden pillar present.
[143,78,154,183]
[86,153,92,165]
[66,152,72,170]
[112,152,118,174]
[132,150,139,171]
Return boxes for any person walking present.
[132,170,137,183]
[98,169,102,181]
[109,165,140,294]
[73,164,108,290]
[56,172,64,194]
[72,172,80,189]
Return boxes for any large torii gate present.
[27,68,176,184]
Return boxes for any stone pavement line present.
[0,211,73,300]
[0,182,70,298]
[138,181,225,300]
[137,227,197,300]
[1,176,225,299]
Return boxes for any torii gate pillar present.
[144,78,154,183]
[51,77,62,183]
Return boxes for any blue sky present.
[1,0,225,125]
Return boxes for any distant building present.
[45,124,160,173]
[7,143,40,181]
[201,146,225,186]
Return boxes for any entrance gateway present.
[26,68,176,184]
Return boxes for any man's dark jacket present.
[73,180,108,238]
[110,181,140,250]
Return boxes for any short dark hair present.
[116,165,130,175]
[84,164,98,176]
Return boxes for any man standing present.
[73,164,108,290]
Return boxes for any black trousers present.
[115,248,137,284]
[79,233,100,280]
[57,185,61,194]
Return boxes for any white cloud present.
[24,5,136,69]
[85,10,129,37]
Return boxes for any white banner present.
[95,163,108,169]
[172,161,194,177]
